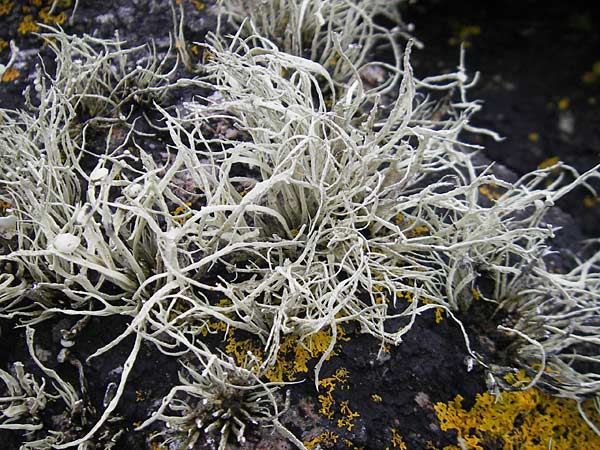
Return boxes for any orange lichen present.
[191,0,205,10]
[478,183,503,201]
[448,25,481,48]
[318,368,350,419]
[582,61,600,84]
[405,225,430,238]
[434,385,600,450]
[225,326,347,383]
[422,299,445,324]
[371,393,383,403]
[38,6,66,24]
[18,15,40,34]
[337,400,360,431]
[393,213,430,237]
[171,202,192,225]
[396,290,414,303]
[558,97,570,110]
[388,428,407,450]
[0,0,13,16]
[1,67,19,82]
[584,195,600,208]
[538,156,560,170]
[304,431,339,450]
[328,52,340,67]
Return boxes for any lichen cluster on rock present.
[1,1,599,449]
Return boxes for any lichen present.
[318,368,350,419]
[304,431,339,450]
[17,14,40,34]
[0,67,19,82]
[434,380,600,449]
[0,0,13,16]
[387,428,408,450]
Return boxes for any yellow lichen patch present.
[18,15,40,34]
[135,390,145,402]
[38,6,66,24]
[0,39,8,54]
[303,431,339,450]
[337,400,360,431]
[584,195,600,208]
[318,368,350,419]
[191,0,205,10]
[225,327,346,383]
[316,367,362,434]
[394,214,430,237]
[471,287,481,301]
[527,131,539,142]
[422,299,445,324]
[478,183,503,202]
[558,97,570,110]
[405,225,430,238]
[538,156,561,170]
[448,25,481,48]
[328,52,340,67]
[371,393,383,403]
[0,200,11,211]
[434,387,600,450]
[0,0,12,16]
[171,202,192,225]
[1,67,20,82]
[396,290,414,303]
[388,428,407,450]
[342,439,364,450]
[582,61,600,84]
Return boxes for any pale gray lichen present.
[140,354,294,450]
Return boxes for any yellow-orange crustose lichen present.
[385,428,407,450]
[171,202,192,225]
[337,400,360,432]
[448,25,481,48]
[38,6,66,24]
[224,325,348,383]
[318,367,350,419]
[303,431,339,450]
[434,372,600,449]
[191,0,205,10]
[478,183,503,202]
[538,156,560,170]
[17,15,40,34]
[1,67,20,82]
[0,0,13,15]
